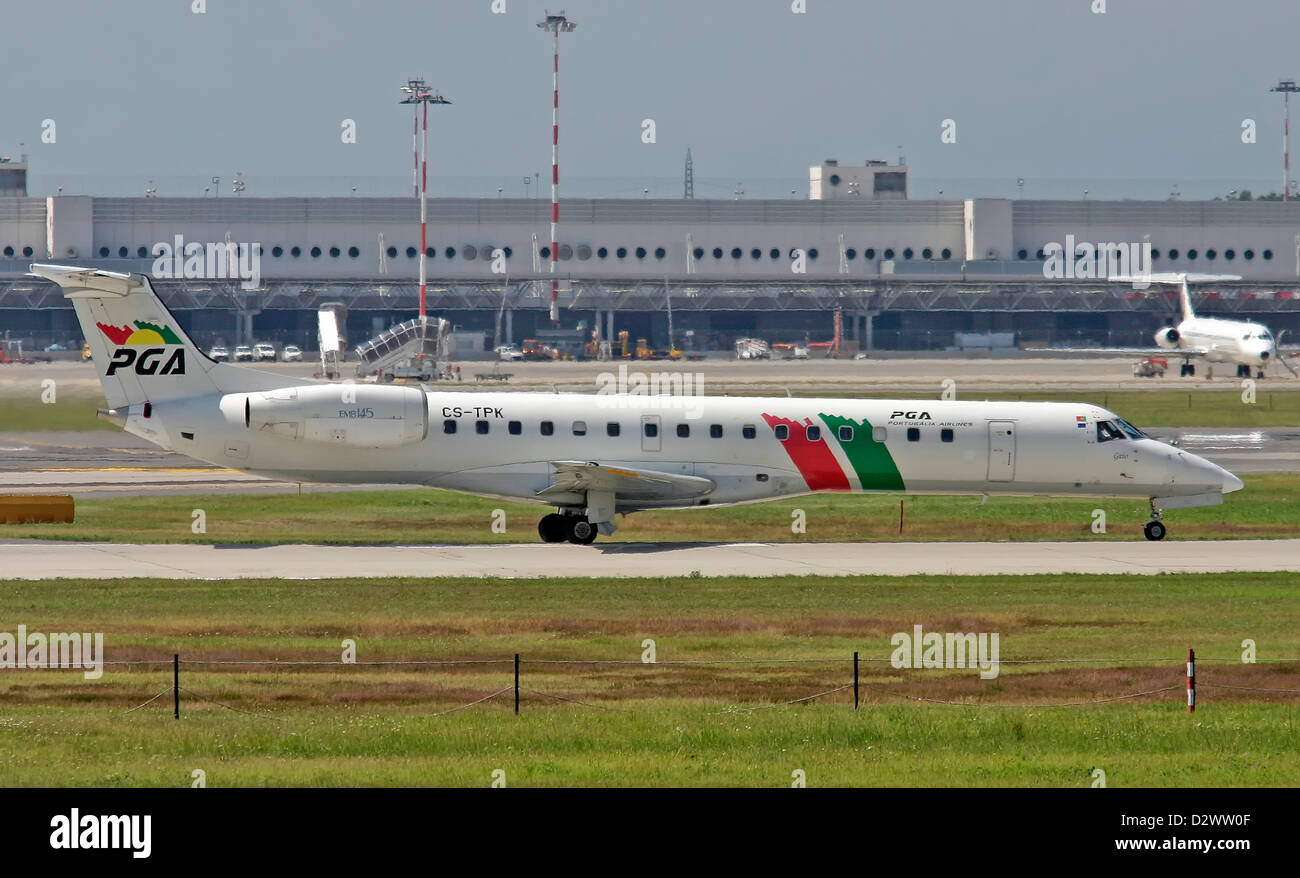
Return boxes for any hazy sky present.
[4,0,1299,198]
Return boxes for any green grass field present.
[7,474,1297,543]
[0,394,116,431]
[3,389,1300,432]
[0,573,1295,786]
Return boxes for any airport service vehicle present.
[208,345,230,361]
[281,345,303,362]
[253,343,277,362]
[82,342,92,361]
[233,345,253,361]
[1132,357,1167,378]
[33,264,1244,545]
[1053,274,1295,379]
[735,337,770,359]
[495,344,524,362]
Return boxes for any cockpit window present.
[1097,418,1145,441]
[1115,418,1145,439]
[1096,420,1124,442]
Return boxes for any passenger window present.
[508,421,522,436]
[1096,420,1122,442]
[540,421,554,436]
[443,419,457,434]
[676,423,690,438]
[742,425,757,439]
[573,420,587,436]
[774,424,790,441]
[839,425,853,442]
[607,422,620,437]
[710,424,723,439]
[940,428,954,443]
[476,420,489,435]
[907,427,920,442]
[872,426,887,443]
[806,425,821,441]
[644,422,659,438]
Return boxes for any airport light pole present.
[1270,80,1299,201]
[400,78,451,318]
[538,11,577,325]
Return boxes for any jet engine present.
[1155,326,1181,349]
[224,384,428,448]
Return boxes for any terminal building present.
[2,156,1299,354]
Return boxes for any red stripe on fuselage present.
[761,413,851,491]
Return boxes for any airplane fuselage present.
[124,390,1241,512]
[1162,316,1276,368]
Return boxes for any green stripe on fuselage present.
[819,414,906,491]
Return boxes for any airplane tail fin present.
[1178,277,1196,322]
[29,264,307,410]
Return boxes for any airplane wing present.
[538,461,715,501]
[1107,272,1242,285]
[1023,346,1210,357]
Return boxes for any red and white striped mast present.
[400,78,451,318]
[538,11,577,325]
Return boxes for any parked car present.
[233,345,253,361]
[281,344,303,362]
[44,343,67,352]
[208,345,230,361]
[252,343,277,361]
[494,344,524,362]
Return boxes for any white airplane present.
[1057,273,1295,379]
[32,264,1244,543]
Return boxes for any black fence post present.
[514,653,520,715]
[173,654,180,720]
[853,651,859,710]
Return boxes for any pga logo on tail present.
[97,320,186,376]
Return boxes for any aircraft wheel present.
[538,513,567,543]
[1237,364,1250,378]
[1143,520,1166,541]
[566,517,598,545]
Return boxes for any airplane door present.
[641,415,662,452]
[987,421,1015,482]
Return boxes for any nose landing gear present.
[537,511,598,544]
[1143,501,1166,541]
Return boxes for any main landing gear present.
[1143,501,1166,541]
[1179,361,1196,377]
[538,512,597,545]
